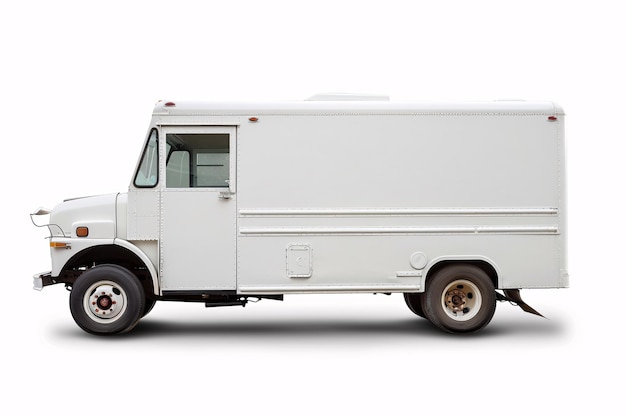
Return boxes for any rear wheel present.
[403,293,426,318]
[69,265,145,335]
[422,265,496,334]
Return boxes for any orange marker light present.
[50,242,69,248]
[76,227,89,237]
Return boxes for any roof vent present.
[306,93,390,102]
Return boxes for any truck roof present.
[153,97,563,117]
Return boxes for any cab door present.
[159,125,237,291]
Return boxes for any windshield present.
[133,129,158,187]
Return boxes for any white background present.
[1,0,623,415]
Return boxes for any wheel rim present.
[440,279,483,322]
[82,280,128,324]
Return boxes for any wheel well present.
[59,245,155,298]
[425,260,498,289]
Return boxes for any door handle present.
[219,191,234,199]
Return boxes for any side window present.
[166,133,230,188]
[134,129,159,187]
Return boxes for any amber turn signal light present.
[50,242,69,248]
[76,227,89,237]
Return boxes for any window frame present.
[159,125,237,193]
[133,128,159,188]
[165,133,231,189]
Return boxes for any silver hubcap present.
[441,279,482,321]
[83,281,127,324]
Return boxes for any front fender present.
[113,239,160,296]
[50,238,114,277]
[50,239,160,296]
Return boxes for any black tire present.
[69,264,145,335]
[403,293,426,318]
[142,298,157,318]
[422,265,496,334]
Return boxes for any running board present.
[496,289,545,318]
[204,294,284,308]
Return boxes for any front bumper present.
[33,271,55,291]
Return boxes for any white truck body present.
[32,95,568,335]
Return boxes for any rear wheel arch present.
[424,258,499,290]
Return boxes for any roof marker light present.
[164,102,176,107]
[249,117,259,122]
[548,116,558,121]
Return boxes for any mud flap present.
[496,289,545,318]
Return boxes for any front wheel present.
[142,298,157,318]
[422,265,496,334]
[69,265,145,335]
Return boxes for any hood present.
[49,193,120,238]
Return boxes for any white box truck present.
[31,94,568,335]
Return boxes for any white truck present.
[31,94,568,335]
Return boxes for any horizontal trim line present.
[239,226,559,236]
[238,285,421,294]
[156,122,240,126]
[239,207,558,217]
[157,112,558,117]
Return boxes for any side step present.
[496,289,545,318]
[205,299,249,308]
[204,294,284,308]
